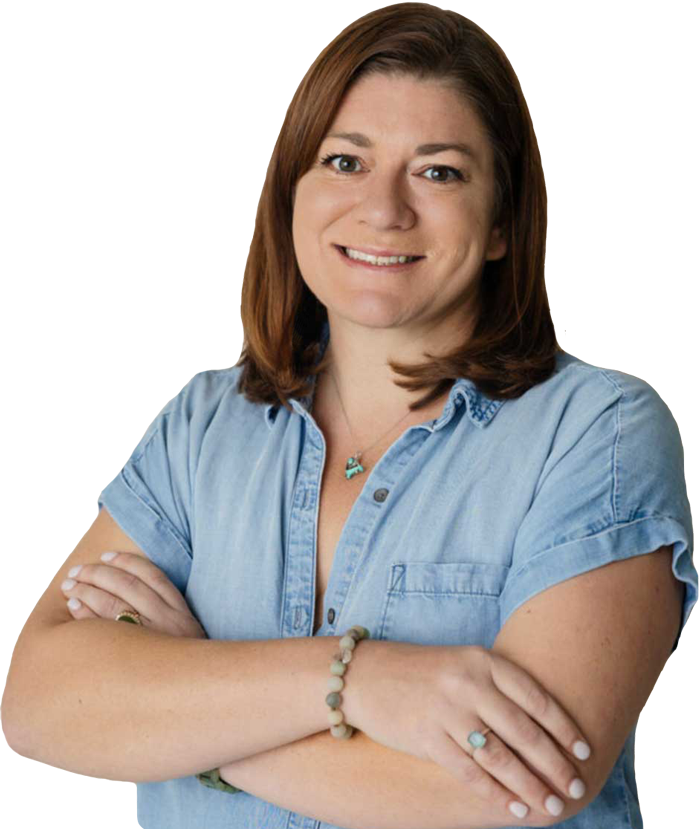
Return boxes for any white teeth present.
[343,246,418,265]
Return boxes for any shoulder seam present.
[555,359,625,394]
[555,361,626,525]
[611,386,624,525]
[130,408,174,466]
[596,366,625,395]
[129,365,242,467]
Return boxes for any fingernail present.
[573,740,591,760]
[61,578,77,591]
[67,598,81,610]
[545,795,564,816]
[68,565,82,578]
[569,778,586,799]
[509,801,529,819]
[101,551,117,561]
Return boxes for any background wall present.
[1,1,696,826]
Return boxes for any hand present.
[344,641,591,824]
[60,551,207,640]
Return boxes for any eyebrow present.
[325,131,479,164]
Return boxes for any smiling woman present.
[174,5,699,816]
[291,72,508,353]
[3,4,696,829]
[241,4,553,423]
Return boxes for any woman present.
[6,4,695,828]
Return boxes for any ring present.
[115,609,142,625]
[467,727,492,751]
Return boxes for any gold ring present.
[115,609,142,625]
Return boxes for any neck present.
[312,338,456,452]
[316,315,466,425]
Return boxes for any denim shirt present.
[97,320,696,829]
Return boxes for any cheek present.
[449,210,494,263]
[293,186,345,244]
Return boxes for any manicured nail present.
[545,795,564,816]
[67,598,81,610]
[569,778,586,799]
[509,801,529,819]
[61,579,76,591]
[68,565,82,578]
[101,551,117,561]
[573,740,591,760]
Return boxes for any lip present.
[336,244,424,258]
[333,244,424,272]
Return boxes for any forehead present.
[326,73,490,153]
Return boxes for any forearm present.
[218,729,517,829]
[4,619,347,783]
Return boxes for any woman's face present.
[292,73,507,342]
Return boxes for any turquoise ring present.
[467,727,492,751]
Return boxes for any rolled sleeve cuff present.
[500,515,697,652]
[97,467,193,595]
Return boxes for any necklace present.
[326,368,416,481]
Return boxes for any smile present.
[334,244,425,272]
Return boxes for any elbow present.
[2,723,22,757]
[2,641,54,761]
[1,696,35,760]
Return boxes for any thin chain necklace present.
[326,368,415,481]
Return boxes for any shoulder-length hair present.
[236,1,560,413]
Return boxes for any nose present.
[355,168,416,230]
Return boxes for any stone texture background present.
[0,2,698,829]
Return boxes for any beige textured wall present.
[0,2,698,829]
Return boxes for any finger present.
[449,724,567,821]
[62,580,152,625]
[63,560,176,623]
[95,552,190,612]
[487,651,591,762]
[476,691,586,806]
[426,729,531,823]
[483,654,589,802]
[65,596,99,620]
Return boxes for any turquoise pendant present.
[345,454,364,480]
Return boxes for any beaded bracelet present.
[195,766,243,793]
[195,624,371,793]
[325,624,371,738]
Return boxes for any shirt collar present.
[264,319,505,431]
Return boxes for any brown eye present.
[319,153,465,184]
[422,165,464,183]
[320,153,361,174]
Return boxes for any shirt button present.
[327,608,336,624]
[373,488,389,502]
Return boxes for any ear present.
[485,224,507,261]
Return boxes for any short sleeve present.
[499,370,697,653]
[97,376,196,595]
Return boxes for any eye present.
[319,153,361,174]
[319,153,465,184]
[421,165,465,184]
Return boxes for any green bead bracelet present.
[325,624,371,739]
[195,766,243,794]
[194,623,371,793]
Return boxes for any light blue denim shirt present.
[97,320,696,829]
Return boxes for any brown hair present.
[236,2,561,413]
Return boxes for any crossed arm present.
[216,547,683,829]
[218,727,522,829]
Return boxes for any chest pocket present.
[378,561,509,649]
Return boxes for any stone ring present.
[467,727,493,751]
